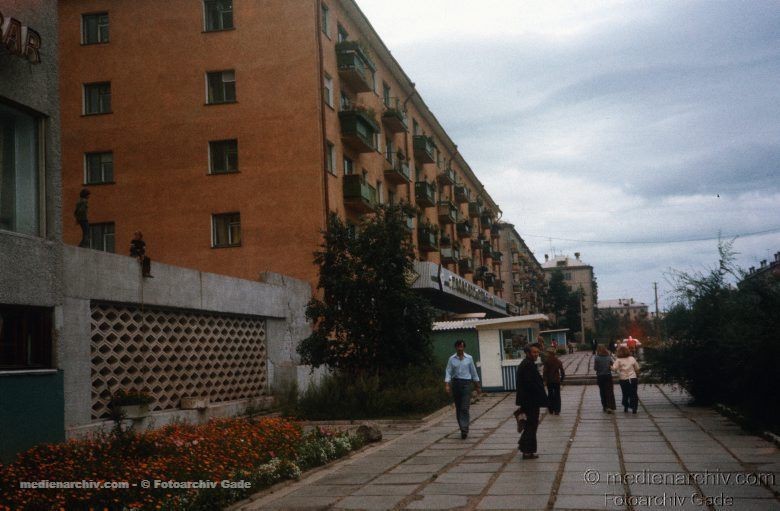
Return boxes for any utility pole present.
[579,285,586,345]
[653,282,660,340]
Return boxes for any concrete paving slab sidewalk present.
[233,384,780,511]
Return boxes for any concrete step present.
[562,376,597,386]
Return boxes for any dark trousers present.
[597,374,616,410]
[78,220,90,247]
[547,383,561,413]
[451,379,472,433]
[139,255,152,276]
[619,378,638,412]
[519,406,540,454]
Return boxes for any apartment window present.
[82,13,109,44]
[89,222,115,253]
[212,213,241,247]
[340,92,350,111]
[382,82,391,107]
[376,181,384,205]
[206,70,236,104]
[321,3,330,36]
[0,305,53,370]
[388,190,396,205]
[343,157,354,175]
[0,102,42,236]
[413,119,420,136]
[209,139,238,174]
[337,24,349,43]
[204,0,233,31]
[84,82,111,115]
[84,151,113,184]
[385,137,393,162]
[325,141,335,174]
[323,74,334,107]
[564,272,572,281]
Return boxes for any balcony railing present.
[336,41,375,93]
[437,167,455,185]
[440,247,460,264]
[417,226,438,252]
[339,107,379,153]
[493,278,504,291]
[382,97,408,133]
[437,201,458,224]
[482,240,492,253]
[343,174,377,213]
[384,158,411,184]
[458,258,475,274]
[415,181,436,208]
[492,251,503,262]
[481,213,494,229]
[440,234,452,247]
[402,215,414,233]
[490,224,501,238]
[456,221,472,239]
[468,201,482,218]
[454,184,470,204]
[413,135,436,164]
[513,282,523,292]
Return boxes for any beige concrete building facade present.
[542,253,596,334]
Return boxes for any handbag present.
[513,407,527,433]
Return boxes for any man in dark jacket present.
[515,343,547,459]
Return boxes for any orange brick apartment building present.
[60,0,541,316]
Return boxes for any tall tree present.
[298,205,435,377]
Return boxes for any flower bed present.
[0,418,363,511]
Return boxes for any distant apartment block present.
[542,253,597,333]
[597,298,649,322]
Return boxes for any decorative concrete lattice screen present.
[90,303,267,419]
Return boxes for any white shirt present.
[444,353,480,383]
[612,356,639,380]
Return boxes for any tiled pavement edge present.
[235,382,780,511]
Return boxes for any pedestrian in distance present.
[444,340,481,439]
[612,346,640,414]
[515,343,548,459]
[130,231,153,278]
[590,337,598,355]
[543,348,565,415]
[608,339,617,355]
[74,188,90,247]
[594,344,616,413]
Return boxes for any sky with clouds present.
[357,0,780,309]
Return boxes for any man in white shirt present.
[444,340,481,439]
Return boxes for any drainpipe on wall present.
[316,0,330,227]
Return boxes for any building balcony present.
[492,251,503,262]
[481,213,494,229]
[440,247,460,264]
[402,214,415,234]
[468,201,482,218]
[437,201,458,224]
[384,158,411,184]
[482,240,492,253]
[415,181,436,208]
[382,97,408,133]
[336,41,375,93]
[513,282,523,292]
[417,226,438,252]
[413,135,436,164]
[458,258,475,274]
[440,234,452,247]
[437,167,456,185]
[456,221,472,239]
[339,108,379,153]
[343,174,377,213]
[490,224,501,238]
[454,184,470,204]
[493,279,504,291]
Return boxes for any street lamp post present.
[579,285,586,344]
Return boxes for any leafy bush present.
[645,242,780,430]
[556,348,567,355]
[286,365,450,420]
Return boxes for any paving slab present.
[236,378,780,511]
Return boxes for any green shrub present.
[556,348,567,355]
[287,365,449,420]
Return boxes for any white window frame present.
[206,70,236,104]
[323,74,333,107]
[203,0,234,31]
[81,12,109,44]
[211,212,241,248]
[208,139,238,174]
[325,141,335,174]
[321,3,330,36]
[83,82,111,115]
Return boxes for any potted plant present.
[110,389,153,420]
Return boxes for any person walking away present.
[515,343,548,459]
[130,231,153,278]
[543,349,565,415]
[590,337,598,355]
[626,336,638,357]
[444,340,481,439]
[74,188,90,247]
[612,346,640,413]
[594,344,616,413]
